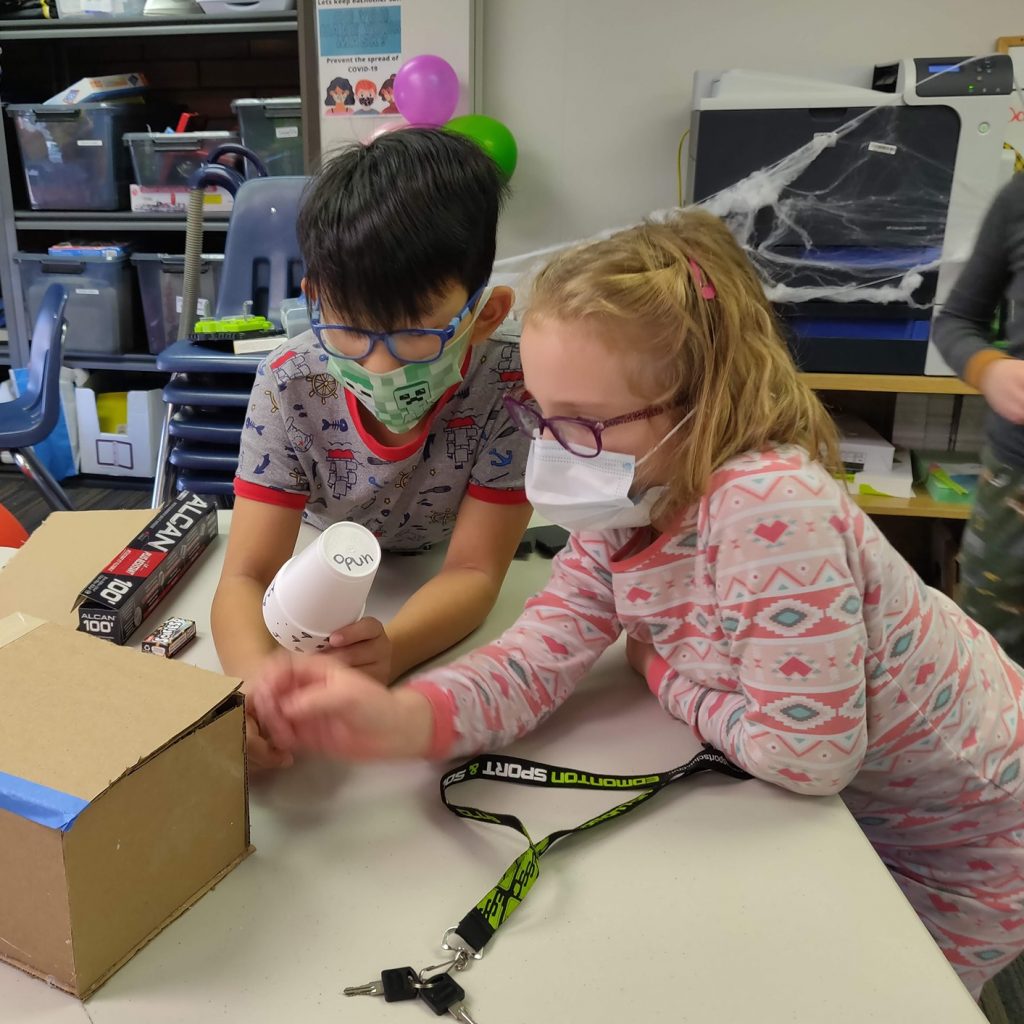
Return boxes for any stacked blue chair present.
[0,284,73,511]
[153,174,306,505]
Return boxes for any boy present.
[932,173,1024,664]
[212,129,532,767]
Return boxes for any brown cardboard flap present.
[0,617,240,804]
[0,509,155,627]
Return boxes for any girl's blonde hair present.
[524,208,839,512]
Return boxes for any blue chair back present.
[23,284,68,432]
[216,176,306,327]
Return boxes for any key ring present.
[417,952,467,982]
[441,927,483,963]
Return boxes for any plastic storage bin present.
[124,131,240,188]
[233,98,303,176]
[55,0,146,15]
[7,103,148,211]
[15,252,135,355]
[133,253,224,353]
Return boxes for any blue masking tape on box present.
[0,769,90,831]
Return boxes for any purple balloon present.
[393,54,459,127]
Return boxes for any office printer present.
[688,57,1015,375]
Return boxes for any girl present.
[324,77,354,114]
[250,209,1024,998]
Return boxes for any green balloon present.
[445,114,518,179]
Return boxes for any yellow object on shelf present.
[853,486,972,520]
[94,392,129,436]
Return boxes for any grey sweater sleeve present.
[931,178,1017,379]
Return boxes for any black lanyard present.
[439,745,751,956]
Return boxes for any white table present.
[3,513,985,1022]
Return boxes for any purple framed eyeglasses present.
[502,388,674,458]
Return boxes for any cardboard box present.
[75,386,162,477]
[129,185,234,215]
[77,492,217,644]
[0,612,249,999]
[0,509,155,630]
[835,414,896,474]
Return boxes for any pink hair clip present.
[688,257,716,300]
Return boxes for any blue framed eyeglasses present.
[312,286,485,365]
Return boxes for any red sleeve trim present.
[233,477,308,510]
[466,483,530,506]
[403,681,458,759]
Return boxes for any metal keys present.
[418,972,478,1022]
[346,948,479,1020]
[344,965,420,1002]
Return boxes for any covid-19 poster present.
[315,0,477,154]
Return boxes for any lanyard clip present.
[441,926,484,963]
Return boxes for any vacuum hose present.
[180,145,269,342]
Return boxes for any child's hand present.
[249,653,434,761]
[980,358,1024,424]
[626,634,656,681]
[327,616,392,684]
[238,679,294,771]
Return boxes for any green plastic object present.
[444,114,518,180]
[912,450,982,505]
[192,314,274,337]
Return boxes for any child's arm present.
[250,532,622,761]
[650,469,870,797]
[212,497,303,680]
[404,531,622,757]
[932,176,1020,404]
[385,494,533,679]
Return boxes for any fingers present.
[327,638,387,670]
[280,681,363,723]
[249,650,308,701]
[250,685,298,752]
[329,616,385,647]
[244,714,294,770]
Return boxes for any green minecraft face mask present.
[323,291,489,433]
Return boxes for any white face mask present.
[525,410,695,532]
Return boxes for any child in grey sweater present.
[932,173,1024,662]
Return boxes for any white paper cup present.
[262,522,381,648]
[262,574,332,654]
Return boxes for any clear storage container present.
[55,0,146,16]
[7,103,148,211]
[133,253,225,353]
[16,252,136,355]
[124,131,240,188]
[232,98,303,177]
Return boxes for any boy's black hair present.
[298,127,509,329]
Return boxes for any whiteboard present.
[315,0,478,156]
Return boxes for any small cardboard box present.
[46,73,148,107]
[77,491,217,644]
[75,386,163,478]
[0,613,249,999]
[835,413,896,474]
